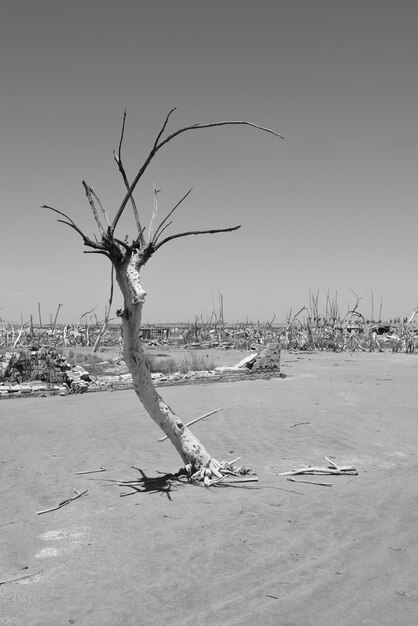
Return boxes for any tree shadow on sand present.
[114,467,190,501]
[104,466,259,500]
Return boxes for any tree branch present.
[41,205,103,250]
[148,184,161,242]
[82,181,105,237]
[152,107,177,150]
[79,305,97,325]
[153,225,241,252]
[83,250,111,258]
[113,237,131,252]
[89,186,110,229]
[113,110,145,245]
[152,187,193,245]
[111,116,283,234]
[153,221,172,243]
[133,226,147,247]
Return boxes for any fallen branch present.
[37,488,88,515]
[289,421,311,428]
[75,467,106,475]
[287,477,332,487]
[158,408,223,442]
[281,467,357,476]
[211,475,258,485]
[280,457,358,477]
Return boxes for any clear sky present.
[1,1,417,324]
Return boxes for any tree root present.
[109,459,257,499]
[188,457,257,487]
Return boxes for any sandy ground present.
[1,350,418,625]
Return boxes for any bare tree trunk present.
[13,326,23,349]
[115,251,218,476]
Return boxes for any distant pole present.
[38,302,43,328]
[52,303,63,332]
[219,291,224,328]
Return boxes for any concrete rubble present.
[0,344,281,399]
[0,347,91,397]
[214,342,281,373]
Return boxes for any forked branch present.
[152,107,177,150]
[41,204,103,251]
[152,187,193,245]
[44,112,280,272]
[111,115,283,234]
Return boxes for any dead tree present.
[43,109,282,485]
[93,266,115,353]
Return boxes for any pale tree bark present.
[43,110,282,484]
[114,250,221,482]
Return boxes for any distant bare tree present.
[43,110,282,485]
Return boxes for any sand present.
[1,350,418,625]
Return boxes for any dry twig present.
[37,488,88,515]
[75,467,106,475]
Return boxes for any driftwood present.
[37,488,88,515]
[280,456,358,477]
